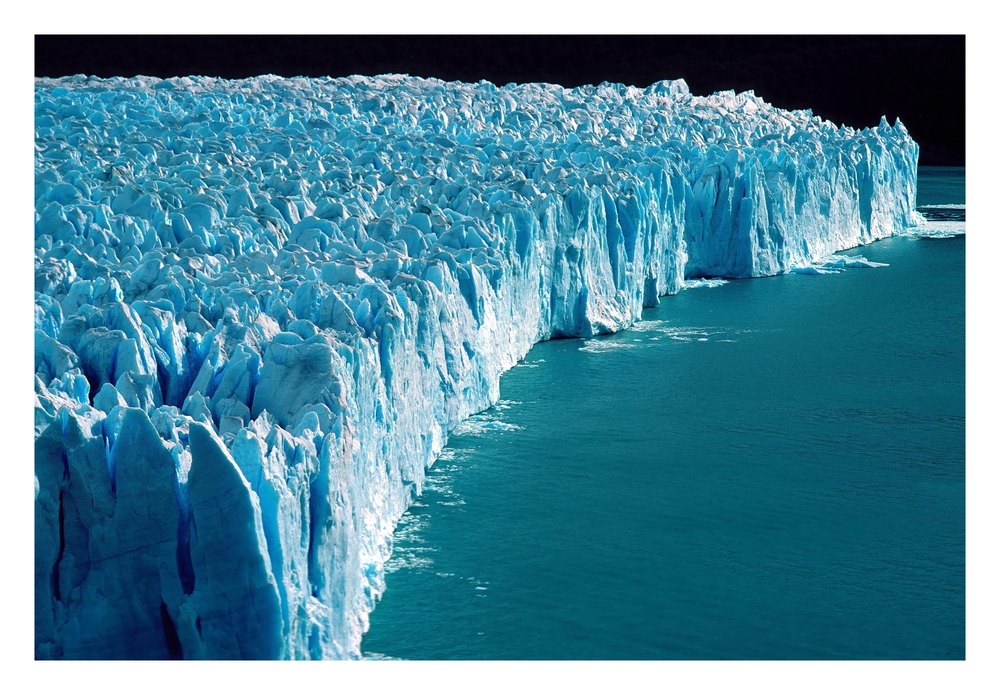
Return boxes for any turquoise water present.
[362,169,965,660]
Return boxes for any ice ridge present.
[33,73,920,659]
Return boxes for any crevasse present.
[33,73,920,659]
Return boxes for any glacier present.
[33,73,921,659]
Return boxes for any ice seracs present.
[34,73,920,659]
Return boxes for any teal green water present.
[362,169,965,660]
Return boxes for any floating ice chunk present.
[579,339,638,354]
[684,278,729,289]
[903,221,966,239]
[791,254,889,274]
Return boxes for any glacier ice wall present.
[33,73,920,659]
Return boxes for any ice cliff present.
[33,73,920,659]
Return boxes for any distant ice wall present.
[33,74,919,659]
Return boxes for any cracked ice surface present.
[33,73,920,659]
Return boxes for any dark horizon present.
[35,35,965,166]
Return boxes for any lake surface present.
[362,168,965,660]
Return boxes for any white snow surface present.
[33,73,920,659]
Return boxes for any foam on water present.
[451,414,524,436]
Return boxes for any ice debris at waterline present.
[789,254,889,275]
[34,73,920,659]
